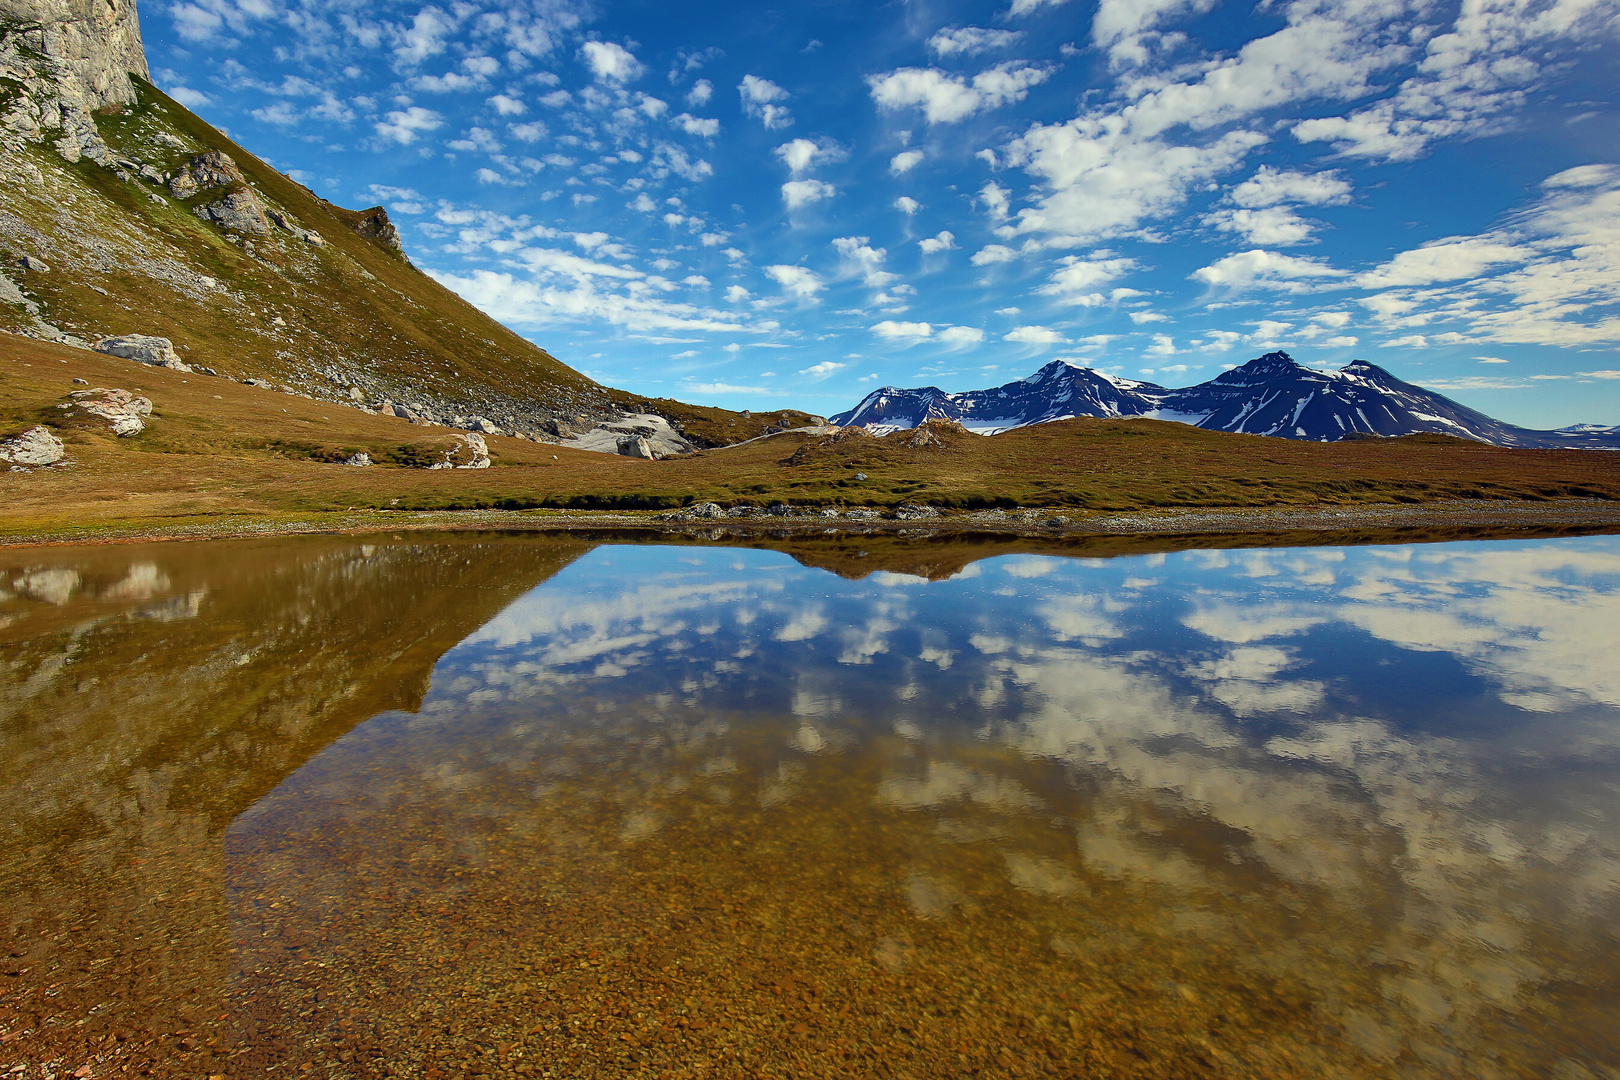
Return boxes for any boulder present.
[617,435,656,459]
[195,188,269,236]
[166,150,245,199]
[68,387,151,436]
[893,503,941,520]
[342,452,372,467]
[686,502,724,519]
[19,255,50,272]
[94,334,192,372]
[0,425,66,465]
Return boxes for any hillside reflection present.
[227,537,1620,1078]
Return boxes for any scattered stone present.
[166,150,245,199]
[342,452,372,467]
[72,377,88,384]
[845,507,880,521]
[854,472,868,481]
[94,334,192,372]
[617,435,656,460]
[68,387,152,436]
[0,425,66,465]
[346,386,364,401]
[893,503,941,520]
[766,503,801,517]
[686,502,724,519]
[19,255,50,272]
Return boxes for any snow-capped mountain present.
[829,352,1620,448]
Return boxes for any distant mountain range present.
[830,352,1620,449]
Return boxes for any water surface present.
[3,534,1618,1078]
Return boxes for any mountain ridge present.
[831,352,1620,450]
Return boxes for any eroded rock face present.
[351,206,403,251]
[68,387,152,436]
[0,0,149,109]
[166,150,244,199]
[0,425,66,465]
[95,333,192,372]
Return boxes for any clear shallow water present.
[3,534,1619,1077]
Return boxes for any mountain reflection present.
[226,537,1620,1078]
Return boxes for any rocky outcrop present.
[166,151,270,235]
[427,432,490,469]
[351,206,403,251]
[95,333,192,371]
[165,150,244,198]
[0,0,148,109]
[196,188,268,235]
[67,386,151,435]
[617,434,656,459]
[0,424,65,465]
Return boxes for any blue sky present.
[145,0,1620,428]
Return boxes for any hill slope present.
[832,353,1620,449]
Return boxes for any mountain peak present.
[1245,351,1301,368]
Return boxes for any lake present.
[2,531,1618,1078]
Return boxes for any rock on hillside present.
[832,352,1620,449]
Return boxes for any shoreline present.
[3,497,1619,550]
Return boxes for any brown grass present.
[3,337,1617,538]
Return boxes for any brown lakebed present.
[2,532,1618,1078]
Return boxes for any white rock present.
[617,435,656,459]
[19,255,49,272]
[94,334,192,372]
[69,387,152,436]
[0,425,66,465]
[342,452,372,467]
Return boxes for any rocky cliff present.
[0,0,147,107]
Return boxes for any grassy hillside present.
[4,336,1617,539]
[0,71,640,430]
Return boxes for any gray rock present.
[19,255,50,272]
[167,150,245,199]
[94,334,193,372]
[342,452,372,467]
[195,188,269,236]
[351,206,404,251]
[442,432,490,469]
[0,0,149,110]
[0,269,39,314]
[854,472,869,481]
[68,387,151,436]
[617,434,656,459]
[893,503,941,520]
[686,502,724,519]
[0,425,66,465]
[845,507,881,520]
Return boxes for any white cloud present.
[800,361,846,376]
[872,321,934,340]
[890,150,924,175]
[1006,0,1075,15]
[1004,325,1066,345]
[429,264,753,337]
[937,326,985,347]
[1356,237,1529,289]
[776,138,841,175]
[487,93,525,116]
[782,179,835,210]
[375,106,444,144]
[978,182,1010,220]
[831,237,898,289]
[919,231,956,255]
[672,113,719,137]
[394,7,454,65]
[971,245,1018,265]
[509,121,547,142]
[166,84,212,109]
[1232,166,1352,208]
[1092,0,1218,69]
[927,27,1025,58]
[1206,207,1317,247]
[1191,250,1348,292]
[895,196,920,215]
[1037,256,1135,302]
[739,74,793,129]
[868,62,1053,124]
[765,264,825,299]
[580,41,644,84]
[687,79,713,106]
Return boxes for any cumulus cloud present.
[831,236,898,289]
[895,196,920,215]
[872,321,934,340]
[868,62,1053,124]
[1356,237,1529,289]
[376,105,444,144]
[927,26,1025,57]
[971,245,1018,265]
[919,231,956,255]
[1233,166,1353,208]
[580,41,644,84]
[782,179,835,210]
[800,361,846,376]
[776,138,842,175]
[1192,250,1348,292]
[1036,256,1136,303]
[672,113,719,137]
[937,326,985,346]
[765,264,824,299]
[739,74,793,129]
[890,150,924,175]
[687,79,713,106]
[1004,325,1067,344]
